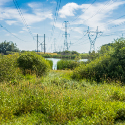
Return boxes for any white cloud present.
[86,1,125,31]
[70,27,83,34]
[6,20,17,25]
[112,19,125,25]
[0,0,11,6]
[5,32,17,37]
[28,2,43,9]
[59,3,80,18]
[19,31,25,34]
[0,2,53,26]
[51,22,63,31]
[58,1,125,32]
[50,1,57,4]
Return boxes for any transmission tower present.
[63,21,70,51]
[87,26,102,52]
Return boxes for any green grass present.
[0,70,125,124]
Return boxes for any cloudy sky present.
[0,0,125,53]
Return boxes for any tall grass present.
[1,71,125,124]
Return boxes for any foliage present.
[0,54,22,82]
[0,71,125,124]
[57,60,80,70]
[0,41,20,55]
[71,50,79,55]
[57,50,80,55]
[45,59,53,69]
[98,43,114,55]
[17,52,50,76]
[88,50,99,61]
[80,53,89,59]
[72,38,125,83]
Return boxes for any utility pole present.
[34,34,44,53]
[44,34,45,54]
[63,21,70,51]
[87,26,102,52]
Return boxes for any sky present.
[0,0,125,53]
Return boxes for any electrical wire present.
[13,0,34,39]
[47,0,62,52]
[0,24,28,42]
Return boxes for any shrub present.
[57,60,80,70]
[0,54,22,82]
[46,59,53,69]
[115,108,125,121]
[72,38,125,83]
[17,52,50,76]
[72,54,111,81]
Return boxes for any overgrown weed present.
[0,70,125,124]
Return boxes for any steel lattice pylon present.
[87,26,102,52]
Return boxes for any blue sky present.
[0,0,125,53]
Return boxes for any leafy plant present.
[0,54,22,82]
[72,38,125,83]
[57,60,80,70]
[17,52,50,76]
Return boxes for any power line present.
[71,0,97,24]
[13,0,34,39]
[0,24,28,42]
[69,0,119,48]
[47,0,62,52]
[77,0,117,28]
[49,0,61,39]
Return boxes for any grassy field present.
[0,70,125,124]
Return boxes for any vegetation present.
[0,70,125,124]
[57,60,84,70]
[17,52,50,77]
[0,41,20,55]
[0,54,22,82]
[1,38,125,124]
[39,50,89,59]
[72,38,125,83]
[45,59,53,69]
[57,50,79,55]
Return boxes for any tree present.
[71,51,79,55]
[0,41,20,55]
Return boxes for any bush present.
[72,54,111,81]
[57,60,80,70]
[115,108,125,121]
[46,59,53,69]
[72,38,125,83]
[17,52,50,76]
[0,54,22,82]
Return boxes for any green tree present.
[0,41,20,55]
[71,51,79,55]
